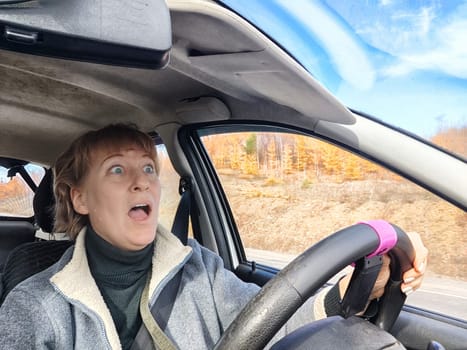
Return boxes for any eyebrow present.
[100,152,153,167]
[100,153,124,167]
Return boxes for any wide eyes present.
[143,164,155,174]
[108,164,155,175]
[110,165,124,174]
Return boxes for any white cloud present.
[382,14,467,79]
[381,6,436,51]
[379,0,393,6]
[283,0,375,90]
[418,7,436,35]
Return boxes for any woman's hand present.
[338,231,429,300]
[400,231,428,295]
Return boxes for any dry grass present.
[220,173,467,281]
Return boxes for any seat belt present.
[171,177,191,245]
[131,177,196,349]
[152,270,183,331]
[171,176,201,245]
[130,269,183,350]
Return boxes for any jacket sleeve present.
[198,244,260,332]
[0,288,56,349]
[199,244,333,337]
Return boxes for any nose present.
[131,171,150,192]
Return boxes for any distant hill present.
[431,126,466,158]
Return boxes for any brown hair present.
[53,123,159,239]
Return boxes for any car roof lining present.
[0,0,354,165]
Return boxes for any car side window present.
[199,130,466,318]
[0,164,44,218]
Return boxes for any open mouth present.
[128,203,152,220]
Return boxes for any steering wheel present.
[214,221,415,350]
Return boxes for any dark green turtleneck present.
[85,226,153,350]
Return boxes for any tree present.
[283,143,294,175]
[321,143,341,176]
[343,154,362,181]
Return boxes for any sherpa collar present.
[50,225,192,350]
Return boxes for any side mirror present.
[0,0,172,69]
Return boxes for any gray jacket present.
[0,225,329,349]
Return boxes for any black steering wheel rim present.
[214,222,415,350]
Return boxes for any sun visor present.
[0,0,171,69]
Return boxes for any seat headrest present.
[33,168,55,233]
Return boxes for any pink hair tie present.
[359,220,398,257]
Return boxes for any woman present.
[0,124,427,349]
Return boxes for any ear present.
[70,187,89,215]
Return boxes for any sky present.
[323,0,467,138]
[220,0,467,139]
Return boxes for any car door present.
[175,120,467,350]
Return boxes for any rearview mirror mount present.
[0,0,172,69]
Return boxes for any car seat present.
[0,169,72,304]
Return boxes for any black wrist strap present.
[324,278,344,317]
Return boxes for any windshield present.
[219,0,467,159]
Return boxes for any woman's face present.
[70,145,161,251]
